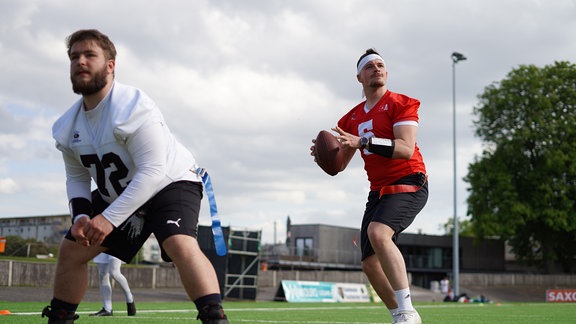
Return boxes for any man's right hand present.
[71,216,90,246]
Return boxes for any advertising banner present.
[278,280,370,303]
[281,280,338,302]
[334,283,371,302]
[546,289,576,302]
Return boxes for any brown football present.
[314,130,344,176]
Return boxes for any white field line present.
[3,302,507,316]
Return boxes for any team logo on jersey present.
[72,130,81,143]
[378,104,389,112]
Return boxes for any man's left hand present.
[332,126,361,149]
[84,214,114,246]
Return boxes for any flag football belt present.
[379,174,428,198]
[196,168,227,256]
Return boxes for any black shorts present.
[65,180,203,263]
[360,173,428,261]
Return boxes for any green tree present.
[439,217,475,237]
[465,61,576,273]
[2,235,54,257]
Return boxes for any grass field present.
[0,301,574,324]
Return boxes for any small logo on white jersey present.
[72,130,81,143]
[167,218,182,227]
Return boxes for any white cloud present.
[0,178,17,194]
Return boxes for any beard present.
[71,66,109,96]
[368,77,385,89]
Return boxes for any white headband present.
[357,53,385,74]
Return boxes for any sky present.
[1,0,575,244]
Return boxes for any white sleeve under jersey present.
[52,82,201,227]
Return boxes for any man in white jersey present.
[41,29,228,324]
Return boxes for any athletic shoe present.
[89,308,113,316]
[127,302,136,316]
[41,306,79,323]
[196,304,229,324]
[392,310,422,324]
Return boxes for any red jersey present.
[338,90,426,190]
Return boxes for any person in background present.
[90,253,136,316]
[440,276,450,296]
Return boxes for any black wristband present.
[368,137,395,158]
[68,197,93,223]
[360,137,369,150]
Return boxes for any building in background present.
[261,222,506,289]
[0,215,69,244]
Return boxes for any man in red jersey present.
[311,48,428,324]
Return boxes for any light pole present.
[451,51,466,297]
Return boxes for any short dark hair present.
[66,29,117,61]
[356,48,381,68]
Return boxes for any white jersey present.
[53,82,201,227]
